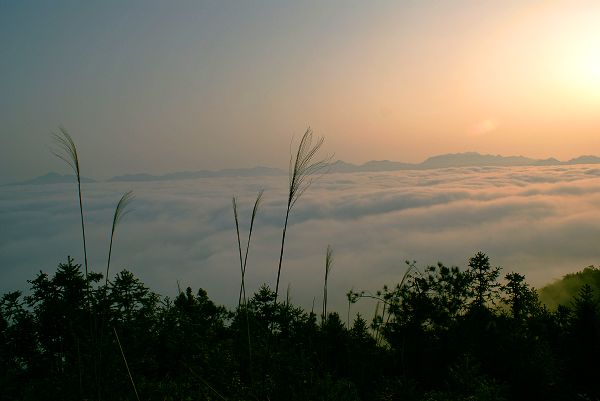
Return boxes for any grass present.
[113,326,141,401]
[322,244,334,324]
[51,127,97,394]
[50,126,333,399]
[52,128,138,401]
[232,189,264,384]
[274,127,330,306]
[106,191,135,286]
[51,127,89,291]
[232,190,264,307]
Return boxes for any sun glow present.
[547,10,600,100]
[556,35,600,96]
[573,45,600,87]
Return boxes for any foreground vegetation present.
[2,128,599,400]
[1,253,600,400]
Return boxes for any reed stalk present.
[322,245,333,324]
[51,128,97,395]
[232,190,264,307]
[274,128,329,306]
[106,191,134,286]
[98,191,134,399]
[113,326,141,401]
[242,190,263,304]
[51,128,89,294]
[232,190,263,385]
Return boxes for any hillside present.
[539,266,600,309]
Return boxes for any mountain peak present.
[8,152,600,185]
[3,172,96,186]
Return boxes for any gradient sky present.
[2,0,600,183]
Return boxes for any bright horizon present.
[6,148,600,185]
[2,1,600,183]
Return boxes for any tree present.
[23,257,101,400]
[467,252,501,313]
[502,272,541,321]
[567,284,600,398]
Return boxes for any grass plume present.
[51,127,89,283]
[51,128,97,391]
[106,191,134,286]
[274,127,330,305]
[98,191,134,400]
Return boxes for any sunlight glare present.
[553,19,600,99]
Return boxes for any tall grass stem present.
[274,128,330,306]
[113,326,141,401]
[51,127,89,292]
[106,191,134,286]
[322,245,333,324]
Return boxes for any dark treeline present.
[2,252,600,401]
[4,128,598,399]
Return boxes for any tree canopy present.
[1,253,599,400]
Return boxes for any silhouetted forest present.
[2,252,600,401]
[4,129,600,400]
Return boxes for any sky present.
[3,1,600,312]
[2,1,600,184]
[3,166,600,315]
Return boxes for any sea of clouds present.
[3,165,600,316]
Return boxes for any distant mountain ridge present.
[419,152,561,168]
[7,152,600,185]
[2,172,96,186]
[109,166,283,182]
[328,152,600,173]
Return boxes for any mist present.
[3,164,600,314]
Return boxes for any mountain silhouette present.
[8,152,600,185]
[2,172,96,186]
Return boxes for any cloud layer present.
[3,165,600,315]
